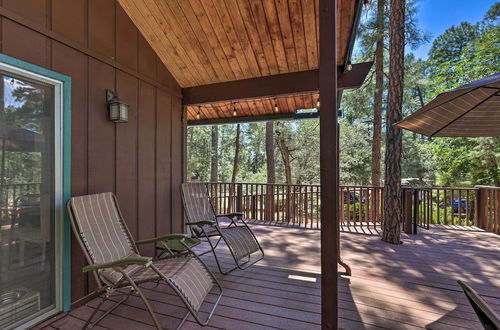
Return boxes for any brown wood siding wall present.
[0,0,183,303]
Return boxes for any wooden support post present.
[319,0,338,328]
[236,184,243,212]
[476,186,487,229]
[402,188,413,234]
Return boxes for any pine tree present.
[382,0,405,244]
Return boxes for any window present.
[0,58,68,329]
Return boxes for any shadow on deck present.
[35,222,500,329]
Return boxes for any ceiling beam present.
[188,111,319,126]
[182,62,372,105]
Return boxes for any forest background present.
[187,2,499,188]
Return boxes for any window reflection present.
[0,73,55,328]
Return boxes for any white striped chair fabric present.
[182,183,260,260]
[69,192,214,312]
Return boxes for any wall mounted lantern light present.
[106,90,129,123]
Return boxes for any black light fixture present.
[232,102,237,117]
[274,98,279,113]
[106,90,128,123]
[316,98,320,108]
[196,106,201,120]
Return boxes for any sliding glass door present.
[0,63,63,329]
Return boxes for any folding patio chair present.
[179,182,264,275]
[457,280,500,330]
[67,192,222,330]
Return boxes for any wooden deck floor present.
[35,222,500,330]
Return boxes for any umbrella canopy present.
[396,73,500,137]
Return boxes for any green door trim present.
[0,54,72,312]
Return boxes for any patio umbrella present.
[396,73,500,137]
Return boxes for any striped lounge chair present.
[67,192,222,329]
[179,182,264,274]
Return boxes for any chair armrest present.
[186,220,217,227]
[83,256,152,272]
[136,233,189,245]
[457,280,500,327]
[217,212,244,218]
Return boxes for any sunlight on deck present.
[35,222,499,329]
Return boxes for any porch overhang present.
[116,0,368,124]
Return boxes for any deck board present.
[35,222,499,329]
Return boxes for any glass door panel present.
[0,71,56,328]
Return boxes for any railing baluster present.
[198,182,496,234]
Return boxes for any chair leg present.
[122,273,163,329]
[84,293,109,329]
[86,295,129,329]
[175,310,190,330]
[205,235,237,275]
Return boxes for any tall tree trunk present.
[231,124,241,183]
[210,125,218,182]
[278,135,292,185]
[371,0,385,186]
[265,122,275,183]
[382,0,405,244]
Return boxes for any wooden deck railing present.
[0,183,41,219]
[476,186,500,234]
[206,182,321,228]
[402,187,479,231]
[204,182,500,234]
[204,182,384,228]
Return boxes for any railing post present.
[476,186,487,229]
[413,189,418,234]
[236,184,242,212]
[402,188,413,234]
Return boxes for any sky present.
[412,0,497,59]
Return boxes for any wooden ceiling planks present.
[117,0,358,88]
[186,92,319,121]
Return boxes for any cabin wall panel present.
[2,19,49,67]
[156,90,172,235]
[115,70,139,239]
[87,58,116,195]
[88,0,115,60]
[137,81,157,256]
[171,98,183,233]
[138,34,156,81]
[0,0,183,304]
[116,5,138,71]
[51,40,89,302]
[2,0,48,27]
[52,0,86,46]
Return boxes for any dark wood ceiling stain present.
[117,0,357,88]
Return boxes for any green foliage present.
[421,3,500,187]
[186,125,212,180]
[420,138,500,186]
[187,120,321,184]
[427,5,500,96]
[187,2,499,189]
[339,121,372,185]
